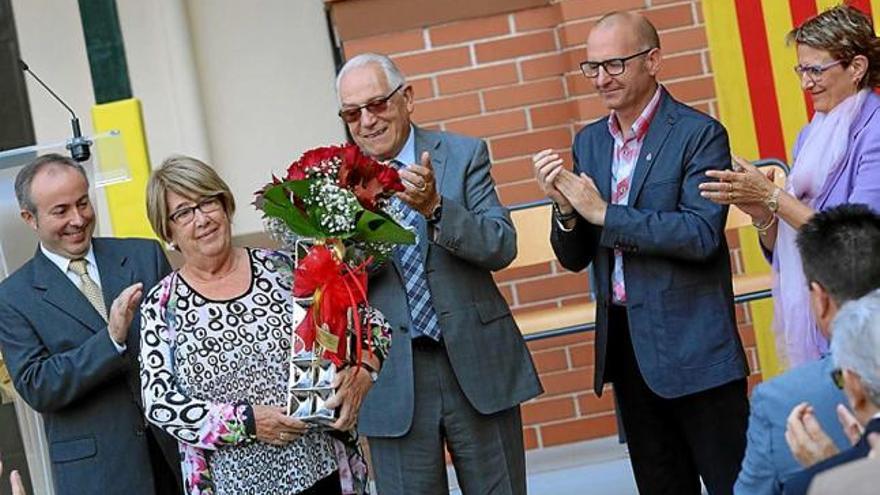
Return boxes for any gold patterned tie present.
[69,259,108,321]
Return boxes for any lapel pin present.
[646,153,652,161]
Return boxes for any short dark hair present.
[797,204,880,304]
[14,153,89,214]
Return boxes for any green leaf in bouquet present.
[261,182,323,238]
[355,210,417,244]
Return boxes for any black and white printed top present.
[139,248,337,495]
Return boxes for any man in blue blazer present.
[735,205,880,494]
[336,54,542,494]
[783,289,880,494]
[0,154,180,494]
[535,12,748,494]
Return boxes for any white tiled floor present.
[448,436,639,495]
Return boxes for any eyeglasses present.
[830,368,845,390]
[580,47,655,78]
[169,196,223,225]
[794,60,844,81]
[338,84,404,123]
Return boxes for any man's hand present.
[108,283,143,345]
[397,151,441,217]
[326,362,376,432]
[837,404,863,446]
[0,459,27,495]
[253,405,310,446]
[868,432,879,459]
[532,149,571,210]
[555,170,608,226]
[785,402,839,467]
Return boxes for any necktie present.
[390,161,441,340]
[69,259,108,321]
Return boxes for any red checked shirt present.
[607,85,662,304]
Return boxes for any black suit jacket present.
[0,238,180,495]
[783,417,880,495]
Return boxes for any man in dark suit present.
[784,289,880,495]
[0,154,180,494]
[534,11,749,494]
[335,53,542,494]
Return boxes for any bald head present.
[593,11,660,51]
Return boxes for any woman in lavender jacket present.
[700,5,880,369]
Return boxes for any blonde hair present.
[788,4,880,88]
[146,155,236,243]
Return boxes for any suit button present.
[135,426,145,436]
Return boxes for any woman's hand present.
[253,405,310,446]
[700,156,777,222]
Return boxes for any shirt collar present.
[40,243,98,275]
[391,124,417,166]
[608,85,663,144]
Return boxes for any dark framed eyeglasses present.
[794,60,844,81]
[830,368,845,390]
[338,84,404,123]
[169,196,223,225]
[580,47,655,78]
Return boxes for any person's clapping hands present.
[0,457,27,495]
[785,402,840,467]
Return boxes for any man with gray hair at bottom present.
[784,288,880,494]
[335,52,542,494]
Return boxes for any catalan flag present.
[704,0,880,163]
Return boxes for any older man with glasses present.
[336,53,542,495]
[533,11,749,494]
[783,288,880,495]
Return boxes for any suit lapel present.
[33,249,106,333]
[592,127,614,202]
[414,127,444,264]
[93,239,134,312]
[627,91,675,206]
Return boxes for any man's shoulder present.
[421,127,483,149]
[752,359,841,417]
[93,237,161,252]
[0,257,39,300]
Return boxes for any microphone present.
[19,59,91,162]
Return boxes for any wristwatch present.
[765,187,781,214]
[359,362,380,383]
[427,198,443,224]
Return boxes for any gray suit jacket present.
[358,127,543,437]
[0,238,178,495]
[551,90,749,398]
[735,357,850,495]
[807,458,880,495]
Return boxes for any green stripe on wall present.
[78,0,131,104]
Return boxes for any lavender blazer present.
[795,91,880,211]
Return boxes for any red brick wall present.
[338,0,762,450]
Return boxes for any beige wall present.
[14,0,345,237]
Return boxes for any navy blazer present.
[358,128,543,437]
[783,417,880,495]
[0,238,178,495]
[551,89,749,398]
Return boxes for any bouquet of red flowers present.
[254,144,414,425]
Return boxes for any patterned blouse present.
[139,248,385,495]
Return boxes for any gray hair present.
[831,288,880,406]
[787,5,880,88]
[335,53,407,104]
[14,153,89,214]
